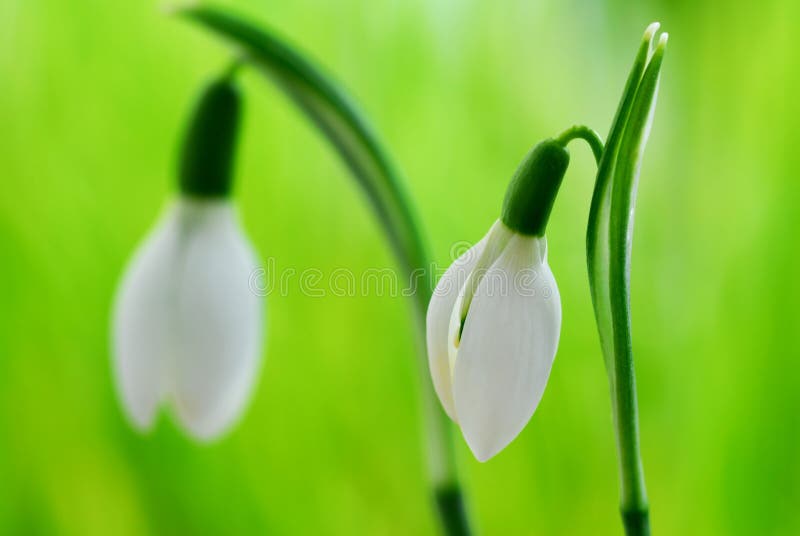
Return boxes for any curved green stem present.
[221,57,245,81]
[556,125,604,165]
[174,6,471,535]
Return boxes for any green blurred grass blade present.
[176,5,431,303]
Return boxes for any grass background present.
[1,0,798,534]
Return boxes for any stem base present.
[622,508,650,536]
[434,485,472,536]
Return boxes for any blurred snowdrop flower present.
[427,140,568,461]
[112,77,264,441]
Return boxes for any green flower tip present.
[500,139,570,237]
[179,74,243,198]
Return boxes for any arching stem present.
[176,7,472,535]
[557,125,604,165]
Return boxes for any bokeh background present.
[1,0,798,534]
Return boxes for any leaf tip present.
[657,32,669,50]
[643,22,660,42]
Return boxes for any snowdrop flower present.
[112,77,264,441]
[427,140,569,461]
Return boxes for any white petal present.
[452,234,561,461]
[426,237,487,420]
[170,199,264,441]
[452,220,514,332]
[112,205,182,431]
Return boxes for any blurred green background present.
[1,0,798,534]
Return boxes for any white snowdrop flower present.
[112,78,264,441]
[427,139,568,461]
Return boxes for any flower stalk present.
[176,6,472,534]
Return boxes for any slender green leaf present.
[609,37,667,355]
[586,24,667,535]
[587,23,659,392]
[607,32,667,529]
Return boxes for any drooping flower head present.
[112,77,264,440]
[427,140,569,461]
